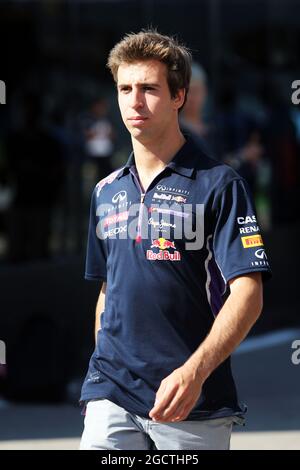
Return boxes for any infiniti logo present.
[255,248,267,259]
[157,185,167,191]
[112,190,127,203]
[156,184,189,195]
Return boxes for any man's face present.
[117,59,184,144]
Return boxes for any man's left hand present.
[149,363,203,422]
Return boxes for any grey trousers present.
[79,398,235,450]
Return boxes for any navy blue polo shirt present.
[80,134,271,420]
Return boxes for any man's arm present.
[149,272,263,422]
[185,271,263,381]
[95,281,106,344]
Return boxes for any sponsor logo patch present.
[241,234,264,248]
[255,248,267,259]
[237,216,257,224]
[103,211,129,227]
[103,225,127,239]
[146,250,181,261]
[150,237,176,250]
[250,260,269,267]
[147,237,181,261]
[148,217,176,231]
[239,225,260,234]
[152,193,187,203]
[149,207,190,218]
[156,184,189,195]
[112,190,127,203]
[172,195,186,203]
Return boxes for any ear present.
[173,88,185,110]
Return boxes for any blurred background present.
[0,0,299,450]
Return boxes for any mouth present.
[128,116,148,125]
[128,116,147,120]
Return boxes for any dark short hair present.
[107,29,192,110]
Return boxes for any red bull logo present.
[172,195,186,203]
[150,238,176,250]
[146,250,181,261]
[148,238,180,261]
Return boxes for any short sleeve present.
[213,178,272,285]
[84,187,107,281]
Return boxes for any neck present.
[132,125,186,174]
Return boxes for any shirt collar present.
[117,134,198,180]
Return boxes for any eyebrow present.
[117,82,161,89]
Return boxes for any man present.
[79,30,271,450]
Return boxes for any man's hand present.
[149,363,203,423]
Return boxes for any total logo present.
[147,237,181,261]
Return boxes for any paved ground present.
[0,328,299,450]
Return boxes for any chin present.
[129,127,151,141]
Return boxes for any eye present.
[120,87,131,93]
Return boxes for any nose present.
[130,87,144,110]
